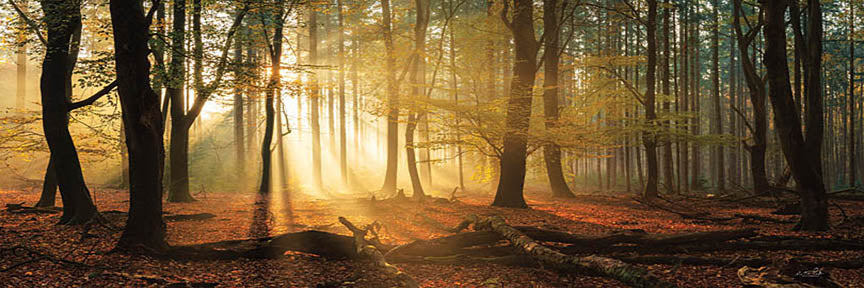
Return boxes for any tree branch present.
[7,0,46,45]
[67,80,119,111]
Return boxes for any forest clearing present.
[2,0,864,286]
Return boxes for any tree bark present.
[542,0,575,198]
[732,0,770,195]
[309,7,323,191]
[491,0,538,208]
[39,0,99,225]
[337,0,347,186]
[711,0,724,192]
[406,0,430,199]
[259,0,285,196]
[380,0,399,195]
[234,23,246,187]
[762,0,829,231]
[166,0,194,202]
[849,1,857,188]
[643,0,659,199]
[110,0,168,250]
[661,0,674,194]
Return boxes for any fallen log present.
[516,226,757,247]
[5,203,61,214]
[461,215,676,288]
[164,213,216,222]
[388,254,535,267]
[339,217,418,288]
[385,231,503,257]
[166,230,359,260]
[612,255,769,267]
[561,238,864,254]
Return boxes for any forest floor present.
[1,186,863,287]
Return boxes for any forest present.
[0,0,863,286]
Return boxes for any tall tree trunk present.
[542,0,574,198]
[166,0,194,202]
[691,4,701,190]
[711,0,724,192]
[491,0,538,208]
[732,0,770,195]
[234,23,246,187]
[259,0,285,196]
[849,1,857,188]
[729,20,740,187]
[309,7,323,191]
[110,0,167,250]
[407,0,430,199]
[642,0,659,199]
[337,0,347,186]
[680,6,689,193]
[40,0,99,225]
[662,0,674,193]
[380,0,399,195]
[16,1,26,111]
[352,39,360,159]
[763,0,828,231]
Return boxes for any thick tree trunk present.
[492,0,538,208]
[40,0,99,225]
[542,0,574,198]
[763,0,828,231]
[35,157,57,207]
[642,0,659,199]
[380,0,399,195]
[110,0,168,251]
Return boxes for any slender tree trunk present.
[691,5,701,190]
[849,1,857,188]
[680,5,689,193]
[166,0,194,202]
[234,24,246,187]
[642,0,659,199]
[491,0,538,208]
[337,0,347,185]
[732,0,770,195]
[662,0,674,193]
[380,0,399,195]
[542,0,574,198]
[407,0,430,199]
[309,8,323,191]
[711,0,724,192]
[259,0,285,196]
[110,0,167,250]
[16,2,26,111]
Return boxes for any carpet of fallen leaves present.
[1,186,863,287]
